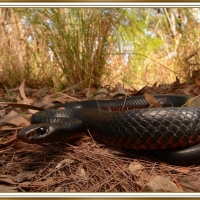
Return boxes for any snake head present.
[17,119,84,144]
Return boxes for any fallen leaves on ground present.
[0,141,200,192]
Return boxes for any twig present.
[181,94,200,107]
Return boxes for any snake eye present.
[37,126,47,135]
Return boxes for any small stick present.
[181,94,200,107]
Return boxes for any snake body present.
[17,95,200,166]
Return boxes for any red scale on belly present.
[150,143,160,149]
[187,135,198,146]
[179,135,191,148]
[168,136,179,147]
[157,136,168,145]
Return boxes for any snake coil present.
[18,95,200,166]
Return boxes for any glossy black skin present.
[49,95,191,110]
[17,95,200,166]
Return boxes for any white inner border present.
[0,2,200,197]
[0,3,200,6]
[1,193,200,197]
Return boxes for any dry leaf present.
[93,88,109,99]
[0,109,5,118]
[110,91,121,98]
[96,88,109,95]
[94,93,108,99]
[0,177,17,185]
[144,93,162,108]
[83,87,97,98]
[116,82,126,94]
[76,166,88,180]
[54,186,64,192]
[32,99,52,108]
[55,158,74,169]
[128,161,144,174]
[19,80,36,114]
[0,185,18,192]
[13,171,36,183]
[0,110,30,126]
[19,80,33,105]
[110,82,127,98]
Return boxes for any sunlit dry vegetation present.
[0,7,200,91]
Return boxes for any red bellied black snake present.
[17,95,200,166]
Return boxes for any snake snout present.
[18,124,50,144]
[18,129,33,143]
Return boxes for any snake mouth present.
[18,124,50,144]
[18,128,38,143]
[26,130,40,140]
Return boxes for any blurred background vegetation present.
[0,7,200,92]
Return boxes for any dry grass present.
[1,8,200,92]
[0,8,54,89]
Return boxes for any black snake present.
[17,95,200,166]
